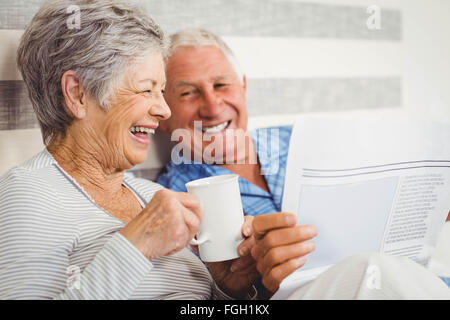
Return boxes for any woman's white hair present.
[17,0,167,145]
[168,28,244,83]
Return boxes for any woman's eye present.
[142,90,151,96]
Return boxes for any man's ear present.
[242,75,247,92]
[61,70,87,119]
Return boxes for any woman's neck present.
[47,135,125,196]
[48,133,143,223]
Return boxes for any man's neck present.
[217,139,269,192]
[220,163,269,192]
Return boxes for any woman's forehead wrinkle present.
[116,73,136,93]
[138,78,157,85]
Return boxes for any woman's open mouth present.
[129,126,156,145]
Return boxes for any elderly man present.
[157,29,291,217]
[157,28,450,297]
[157,29,311,294]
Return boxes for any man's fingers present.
[253,212,297,239]
[242,215,254,238]
[189,244,199,255]
[237,235,255,257]
[262,256,308,293]
[251,225,317,260]
[230,254,255,273]
[256,240,315,277]
[236,216,255,257]
[261,225,317,249]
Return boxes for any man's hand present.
[204,216,259,299]
[251,212,317,294]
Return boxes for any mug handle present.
[189,233,211,245]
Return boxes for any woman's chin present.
[125,151,148,169]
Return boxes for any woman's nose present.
[150,96,171,121]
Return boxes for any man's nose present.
[199,89,223,118]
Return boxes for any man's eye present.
[214,83,227,89]
[180,91,191,97]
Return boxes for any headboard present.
[0,0,403,180]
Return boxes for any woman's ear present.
[61,70,87,119]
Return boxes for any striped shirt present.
[158,126,293,216]
[0,149,237,300]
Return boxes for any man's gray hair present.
[168,28,244,83]
[17,0,167,145]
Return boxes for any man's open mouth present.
[201,121,231,134]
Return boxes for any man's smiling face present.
[160,45,248,163]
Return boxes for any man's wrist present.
[215,282,258,300]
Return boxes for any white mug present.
[186,174,244,262]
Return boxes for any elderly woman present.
[0,0,258,299]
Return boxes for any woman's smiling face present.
[85,51,171,170]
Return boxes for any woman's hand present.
[204,216,260,299]
[251,212,318,295]
[120,189,202,260]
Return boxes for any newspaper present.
[272,114,450,299]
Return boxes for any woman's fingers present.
[181,204,202,237]
[158,190,202,239]
[121,189,203,260]
[175,191,202,217]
